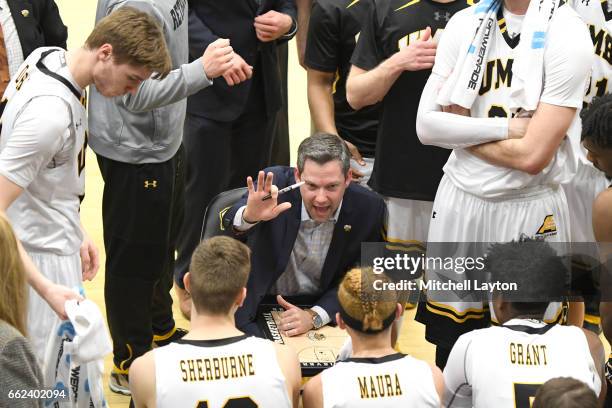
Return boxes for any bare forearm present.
[296,0,312,67]
[346,61,401,110]
[307,76,337,134]
[469,138,533,172]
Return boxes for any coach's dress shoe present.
[109,370,131,396]
[152,327,188,348]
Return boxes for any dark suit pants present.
[175,109,274,287]
[97,145,185,370]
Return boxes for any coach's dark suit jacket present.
[222,166,386,330]
[8,0,67,59]
[186,0,296,122]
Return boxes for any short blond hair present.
[0,217,27,335]
[85,6,171,79]
[189,237,251,315]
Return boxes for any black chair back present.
[200,187,248,241]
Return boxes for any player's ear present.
[236,287,247,307]
[345,168,353,187]
[395,303,403,320]
[183,272,191,293]
[96,43,113,61]
[294,167,301,183]
[336,313,346,330]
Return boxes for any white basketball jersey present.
[154,335,292,408]
[578,0,612,105]
[0,47,86,255]
[571,0,612,164]
[444,319,601,408]
[321,353,440,408]
[438,6,588,198]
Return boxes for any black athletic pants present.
[175,106,274,287]
[97,145,185,370]
[269,42,290,166]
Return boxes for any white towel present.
[437,0,563,112]
[42,300,112,408]
[437,0,502,109]
[63,299,112,365]
[509,0,563,111]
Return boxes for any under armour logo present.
[432,211,437,219]
[75,119,82,129]
[434,11,450,21]
[581,0,590,5]
[144,180,158,188]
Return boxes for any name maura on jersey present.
[358,372,403,400]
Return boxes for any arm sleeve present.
[39,0,68,49]
[0,97,69,189]
[443,334,474,408]
[349,0,383,70]
[430,12,465,79]
[304,2,340,72]
[112,0,212,112]
[416,73,509,148]
[539,11,593,109]
[187,0,219,59]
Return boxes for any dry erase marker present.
[262,181,305,201]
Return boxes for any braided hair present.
[337,268,398,332]
[581,93,612,149]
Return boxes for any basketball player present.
[565,0,612,243]
[304,0,380,187]
[346,0,468,251]
[302,268,443,407]
[130,236,301,408]
[564,0,612,334]
[443,240,605,407]
[0,7,171,361]
[415,0,593,367]
[580,93,612,406]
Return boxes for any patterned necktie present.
[0,24,10,95]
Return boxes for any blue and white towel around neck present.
[437,0,564,112]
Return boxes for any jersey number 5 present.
[196,397,258,408]
[513,383,541,408]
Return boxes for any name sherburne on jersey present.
[373,279,517,292]
[179,353,255,382]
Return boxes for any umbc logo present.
[536,214,557,237]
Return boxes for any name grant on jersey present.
[357,373,403,399]
[179,354,255,382]
[509,343,548,366]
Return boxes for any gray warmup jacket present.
[88,0,212,164]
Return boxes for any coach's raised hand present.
[385,26,436,72]
[202,38,235,79]
[242,171,292,224]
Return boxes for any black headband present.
[338,303,396,334]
